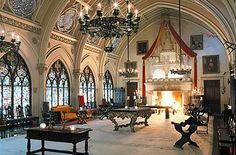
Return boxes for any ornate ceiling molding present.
[50,31,77,45]
[0,11,41,34]
[84,43,102,54]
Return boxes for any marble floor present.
[0,113,213,155]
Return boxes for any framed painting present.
[202,55,220,74]
[190,35,203,50]
[137,40,148,55]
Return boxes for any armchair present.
[51,105,86,124]
[42,101,60,125]
[99,99,111,120]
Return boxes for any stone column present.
[0,0,6,9]
[72,69,81,109]
[97,72,104,106]
[37,63,47,119]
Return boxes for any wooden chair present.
[42,101,60,125]
[217,115,235,155]
[196,108,209,134]
[16,105,24,118]
[25,104,32,117]
[78,95,88,121]
[5,106,13,119]
[78,95,86,110]
[99,99,109,120]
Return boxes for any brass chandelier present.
[119,34,138,77]
[79,0,140,52]
[170,0,191,75]
[0,30,21,58]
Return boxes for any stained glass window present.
[103,70,113,102]
[0,52,31,118]
[79,66,96,108]
[46,60,70,109]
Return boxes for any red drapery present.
[168,23,197,57]
[168,22,197,88]
[141,20,198,96]
[142,60,146,97]
[141,21,166,97]
[142,21,166,60]
[194,57,197,88]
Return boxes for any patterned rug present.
[64,117,96,126]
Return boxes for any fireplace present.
[145,78,192,113]
[152,91,184,111]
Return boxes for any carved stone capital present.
[98,73,103,81]
[73,69,81,79]
[37,63,47,75]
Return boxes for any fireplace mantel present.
[145,78,192,91]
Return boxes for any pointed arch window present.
[79,66,96,108]
[0,52,31,118]
[46,60,70,109]
[103,70,113,102]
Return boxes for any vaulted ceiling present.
[1,0,235,60]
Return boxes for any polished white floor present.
[0,113,213,155]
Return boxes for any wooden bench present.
[218,115,235,155]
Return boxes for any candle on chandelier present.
[1,30,5,36]
[85,6,89,14]
[97,3,101,11]
[79,12,83,19]
[11,32,15,39]
[114,2,118,9]
[128,4,131,12]
[16,35,20,42]
[135,9,138,17]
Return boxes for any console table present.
[140,105,172,119]
[108,107,151,132]
[25,126,92,155]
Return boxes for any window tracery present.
[0,52,31,118]
[79,66,96,108]
[46,60,70,109]
[103,70,113,102]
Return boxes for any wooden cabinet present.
[113,87,125,107]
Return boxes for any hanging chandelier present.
[0,30,21,58]
[79,0,140,52]
[119,35,138,77]
[169,0,191,75]
[170,65,192,75]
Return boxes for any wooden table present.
[25,126,92,155]
[140,105,172,119]
[108,107,151,132]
